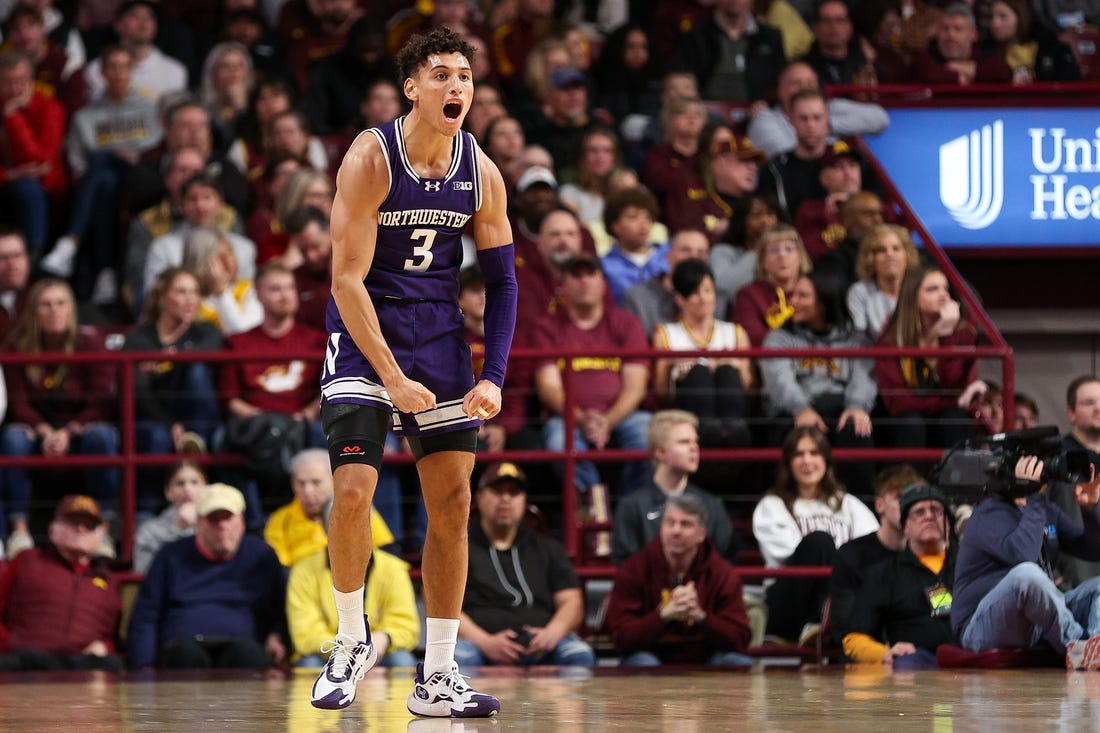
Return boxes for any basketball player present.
[310,28,516,717]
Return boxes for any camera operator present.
[951,455,1100,668]
[1049,376,1100,588]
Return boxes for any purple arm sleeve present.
[476,243,517,388]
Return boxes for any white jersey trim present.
[394,115,464,187]
[364,127,392,198]
[468,132,484,212]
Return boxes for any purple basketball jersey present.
[320,117,484,435]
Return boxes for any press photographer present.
[948,428,1100,669]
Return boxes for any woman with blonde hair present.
[200,42,254,152]
[847,224,920,340]
[124,268,224,516]
[181,227,263,336]
[0,279,119,557]
[731,224,812,346]
[257,168,334,266]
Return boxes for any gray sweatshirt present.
[760,323,876,416]
[66,91,162,177]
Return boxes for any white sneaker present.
[310,633,378,709]
[6,529,34,559]
[407,662,500,718]
[91,268,119,305]
[40,236,77,277]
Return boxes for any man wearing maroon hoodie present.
[605,493,752,665]
[0,495,122,670]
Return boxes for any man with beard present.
[1050,376,1100,587]
[456,462,595,668]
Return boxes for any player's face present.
[408,51,473,136]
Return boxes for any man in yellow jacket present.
[264,448,396,567]
[286,544,420,668]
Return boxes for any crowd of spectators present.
[0,0,1095,672]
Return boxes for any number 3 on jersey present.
[404,228,436,271]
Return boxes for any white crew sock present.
[333,586,367,642]
[423,617,460,677]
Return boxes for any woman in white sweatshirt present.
[752,426,878,644]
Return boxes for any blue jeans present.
[892,647,939,670]
[2,178,48,255]
[454,633,596,669]
[541,410,652,494]
[296,649,417,668]
[0,423,120,524]
[620,650,754,666]
[68,151,131,297]
[959,563,1100,655]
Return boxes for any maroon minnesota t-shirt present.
[531,307,648,413]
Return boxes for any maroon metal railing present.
[0,337,1012,563]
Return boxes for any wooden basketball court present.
[3,665,1099,732]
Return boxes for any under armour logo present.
[424,181,441,192]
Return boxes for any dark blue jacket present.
[126,535,286,669]
[951,493,1100,635]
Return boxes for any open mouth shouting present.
[443,100,463,123]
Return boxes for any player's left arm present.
[462,152,517,420]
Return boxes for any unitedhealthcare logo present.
[939,121,1004,230]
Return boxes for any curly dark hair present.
[395,26,477,83]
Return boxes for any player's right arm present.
[330,134,436,413]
